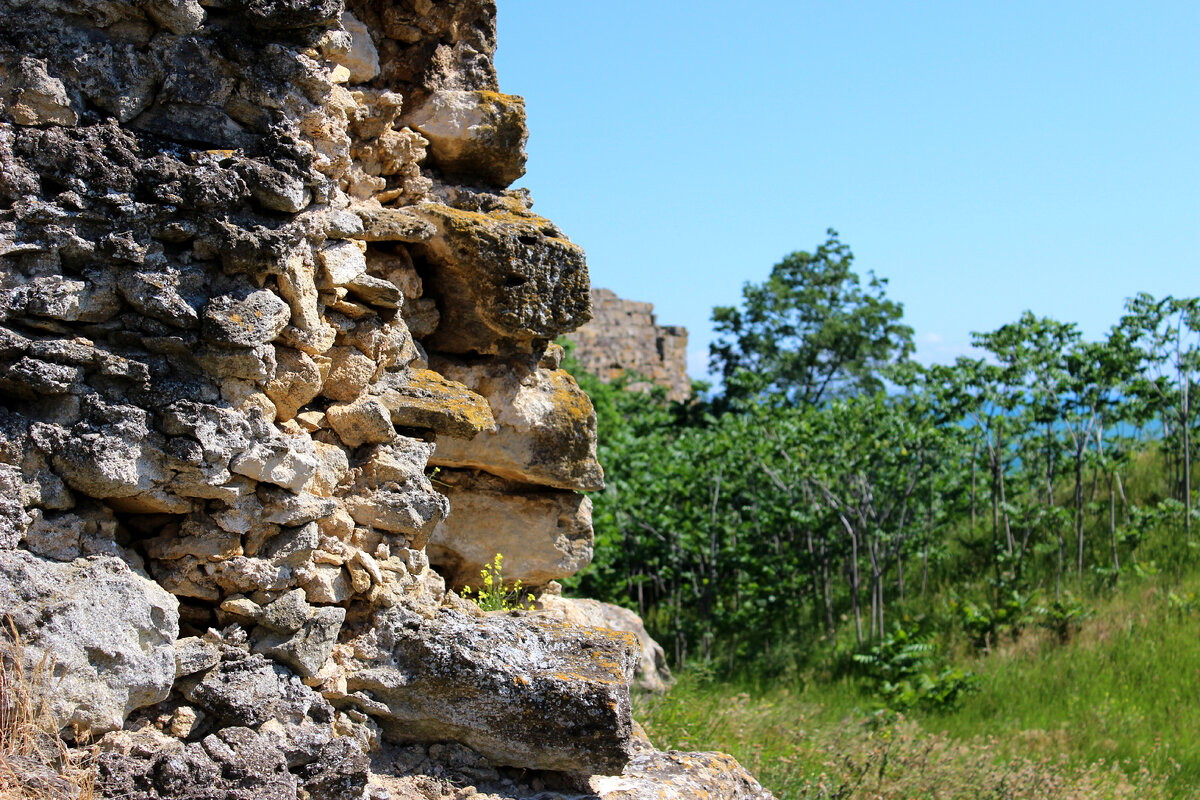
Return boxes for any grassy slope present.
[635,569,1198,799]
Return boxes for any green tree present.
[1118,294,1200,536]
[709,229,914,406]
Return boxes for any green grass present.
[635,569,1198,799]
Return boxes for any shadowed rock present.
[338,607,638,774]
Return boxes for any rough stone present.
[410,201,591,355]
[95,726,299,800]
[337,11,381,83]
[353,206,436,243]
[431,354,604,490]
[428,470,593,589]
[0,551,179,736]
[253,590,346,678]
[336,606,637,773]
[202,290,292,349]
[264,346,325,421]
[587,751,777,800]
[538,596,674,694]
[374,368,496,439]
[404,90,528,188]
[326,395,396,447]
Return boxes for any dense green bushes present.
[563,235,1199,683]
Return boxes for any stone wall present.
[0,2,770,797]
[568,287,691,402]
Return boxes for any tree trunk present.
[1109,474,1120,571]
[1075,456,1085,580]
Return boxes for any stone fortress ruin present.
[0,1,770,797]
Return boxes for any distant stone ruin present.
[567,288,691,402]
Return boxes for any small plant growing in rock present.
[461,553,535,612]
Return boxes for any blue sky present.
[494,2,1199,379]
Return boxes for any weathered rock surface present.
[539,594,674,694]
[430,352,604,491]
[404,90,528,188]
[411,199,592,355]
[588,751,777,800]
[0,551,179,735]
[333,606,638,774]
[428,469,593,589]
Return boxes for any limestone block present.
[430,355,604,491]
[264,346,324,421]
[145,0,207,36]
[404,90,528,188]
[0,551,179,736]
[340,607,637,773]
[145,517,243,562]
[95,727,300,800]
[326,395,396,447]
[229,429,319,493]
[373,368,495,439]
[427,470,593,588]
[16,275,121,324]
[410,201,591,355]
[589,751,778,799]
[318,239,367,286]
[343,439,448,548]
[310,440,350,496]
[322,345,376,402]
[185,654,323,730]
[538,596,674,694]
[336,12,380,83]
[3,57,77,126]
[29,403,168,500]
[202,289,291,348]
[352,205,436,243]
[302,564,351,604]
[344,272,402,309]
[252,589,346,678]
[0,463,27,549]
[174,636,221,678]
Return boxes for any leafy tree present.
[709,229,914,406]
[1118,294,1200,535]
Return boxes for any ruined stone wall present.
[0,2,771,797]
[567,287,690,402]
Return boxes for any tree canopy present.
[709,229,914,405]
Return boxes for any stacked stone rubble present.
[0,1,771,797]
[567,287,691,402]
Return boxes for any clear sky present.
[494,1,1200,380]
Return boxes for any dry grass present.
[0,618,95,800]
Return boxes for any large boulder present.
[430,354,603,491]
[427,469,593,588]
[0,551,179,736]
[538,595,674,694]
[403,90,528,188]
[409,200,592,355]
[334,606,638,774]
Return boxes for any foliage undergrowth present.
[637,674,1175,800]
[0,618,95,800]
[637,566,1200,798]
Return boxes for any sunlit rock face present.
[0,0,773,797]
